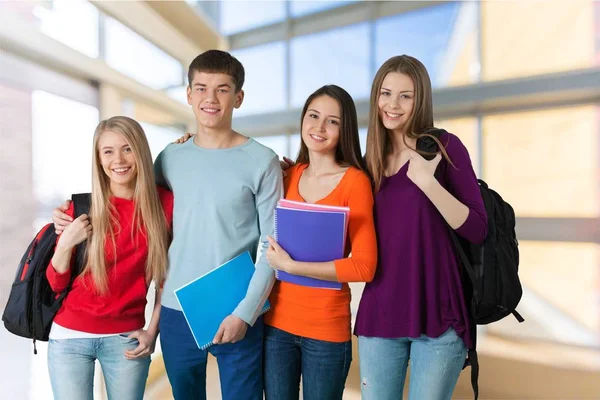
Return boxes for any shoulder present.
[440,131,470,157]
[242,138,279,166]
[345,167,373,190]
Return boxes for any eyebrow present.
[193,83,232,88]
[307,108,340,119]
[101,144,130,150]
[381,87,414,93]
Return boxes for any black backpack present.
[2,193,90,354]
[417,129,524,400]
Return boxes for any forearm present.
[419,178,469,229]
[285,260,338,282]
[50,245,74,274]
[146,287,162,335]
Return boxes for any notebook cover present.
[274,207,345,290]
[174,251,270,350]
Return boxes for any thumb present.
[266,236,280,250]
[127,331,140,340]
[61,200,72,212]
[213,325,225,344]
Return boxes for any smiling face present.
[378,72,415,135]
[97,129,137,194]
[187,71,244,131]
[300,95,342,157]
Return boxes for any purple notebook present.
[274,206,346,290]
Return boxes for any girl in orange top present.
[264,85,378,400]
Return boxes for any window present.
[141,123,185,161]
[233,42,287,116]
[483,106,599,218]
[487,241,600,347]
[104,17,184,90]
[253,135,289,159]
[291,23,371,107]
[375,2,462,87]
[32,91,100,228]
[435,117,479,175]
[33,0,99,58]
[220,0,285,35]
[482,1,595,81]
[290,1,354,18]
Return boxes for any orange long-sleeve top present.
[264,163,378,342]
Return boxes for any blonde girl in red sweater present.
[46,116,173,400]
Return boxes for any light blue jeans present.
[358,328,467,400]
[47,335,151,400]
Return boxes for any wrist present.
[417,175,438,192]
[284,259,296,274]
[55,243,74,254]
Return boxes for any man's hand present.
[213,315,248,345]
[52,200,73,234]
[280,156,295,178]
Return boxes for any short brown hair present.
[187,50,245,92]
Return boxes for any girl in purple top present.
[354,55,488,400]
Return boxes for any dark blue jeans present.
[263,325,352,400]
[159,306,264,400]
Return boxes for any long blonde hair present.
[83,116,169,293]
[365,55,451,192]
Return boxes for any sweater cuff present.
[46,262,72,292]
[334,258,352,283]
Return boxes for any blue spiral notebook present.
[274,206,347,290]
[174,251,270,350]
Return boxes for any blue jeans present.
[263,325,352,400]
[47,335,150,400]
[159,306,264,400]
[358,328,467,400]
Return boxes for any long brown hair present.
[365,55,451,192]
[84,116,169,293]
[296,85,366,172]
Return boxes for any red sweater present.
[46,187,173,334]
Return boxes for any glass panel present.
[289,133,301,160]
[375,2,463,88]
[359,127,367,156]
[141,123,185,161]
[32,90,100,229]
[253,135,288,159]
[220,0,285,35]
[165,85,189,105]
[483,106,599,218]
[482,1,595,81]
[291,23,370,107]
[486,241,599,349]
[233,42,286,117]
[290,0,354,18]
[32,0,99,58]
[435,117,479,175]
[104,17,183,90]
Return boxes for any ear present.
[186,86,192,106]
[234,90,244,109]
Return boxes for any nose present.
[317,119,326,132]
[206,89,217,103]
[389,96,400,109]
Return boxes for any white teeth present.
[203,108,219,113]
[113,167,130,173]
[310,134,326,141]
[386,112,401,118]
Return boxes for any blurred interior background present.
[1,0,599,399]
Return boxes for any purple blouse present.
[354,132,488,348]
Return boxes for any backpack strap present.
[71,193,91,278]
